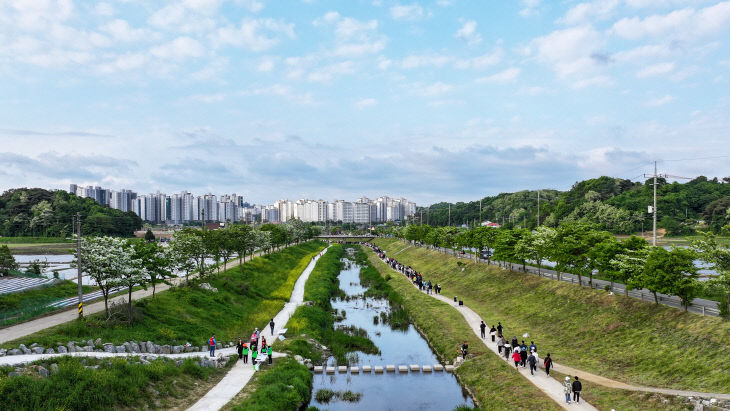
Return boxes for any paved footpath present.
[0,249,273,344]
[187,246,330,411]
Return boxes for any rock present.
[306,363,314,370]
[294,355,304,362]
[87,339,94,348]
[140,358,151,365]
[130,342,140,353]
[57,346,67,354]
[199,283,218,292]
[123,342,133,353]
[184,345,194,353]
[95,338,102,346]
[104,344,115,353]
[30,343,39,348]
[115,345,126,353]
[139,341,147,353]
[31,347,44,354]
[8,349,21,356]
[710,399,717,404]
[160,345,172,355]
[38,367,49,378]
[66,342,76,353]
[50,363,58,373]
[45,348,55,354]
[172,345,183,354]
[201,359,216,368]
[0,348,6,357]
[22,348,32,355]
[215,343,221,350]
[175,360,183,366]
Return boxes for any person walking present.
[503,343,511,359]
[480,321,486,339]
[544,353,553,376]
[527,351,537,375]
[512,348,521,368]
[269,318,275,335]
[530,341,537,353]
[497,335,504,353]
[461,341,469,359]
[267,345,273,365]
[236,338,244,360]
[490,325,497,342]
[572,376,582,403]
[242,343,249,364]
[511,336,518,348]
[563,376,572,404]
[251,347,258,367]
[520,342,528,367]
[208,334,216,357]
[497,322,503,336]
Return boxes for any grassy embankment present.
[363,247,559,410]
[279,244,379,365]
[0,354,234,410]
[374,238,730,393]
[2,241,325,349]
[0,281,95,327]
[2,237,75,254]
[226,357,313,411]
[549,370,693,411]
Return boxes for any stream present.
[309,252,474,410]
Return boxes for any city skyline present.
[1,1,730,203]
[68,183,417,224]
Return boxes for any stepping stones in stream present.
[433,364,444,371]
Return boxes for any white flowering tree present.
[78,236,132,318]
[169,230,202,284]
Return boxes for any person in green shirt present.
[267,345,273,364]
[242,343,249,364]
[251,347,258,367]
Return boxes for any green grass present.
[2,241,325,349]
[0,355,230,410]
[355,249,410,329]
[280,244,379,364]
[374,238,730,393]
[0,237,73,244]
[550,370,692,411]
[231,357,313,411]
[0,281,95,327]
[365,249,560,410]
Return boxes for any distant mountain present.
[419,176,730,235]
[0,188,143,237]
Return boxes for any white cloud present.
[96,52,147,74]
[307,61,356,82]
[611,2,730,41]
[519,0,542,17]
[99,19,149,43]
[390,4,427,21]
[150,37,205,60]
[411,82,454,97]
[354,98,377,109]
[454,49,502,69]
[314,12,386,57]
[532,25,604,77]
[475,67,521,83]
[645,94,675,106]
[239,84,316,105]
[559,0,620,25]
[613,44,671,63]
[235,0,265,13]
[455,20,482,45]
[214,18,295,51]
[401,53,451,69]
[185,92,227,103]
[636,61,675,77]
[93,2,115,17]
[257,57,276,72]
[572,75,613,88]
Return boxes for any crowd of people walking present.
[367,243,585,405]
[209,319,276,371]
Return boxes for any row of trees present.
[78,220,320,321]
[395,223,730,317]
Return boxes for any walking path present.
[374,248,730,402]
[372,252,595,410]
[0,249,272,344]
[187,246,330,411]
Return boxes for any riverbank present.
[364,247,558,410]
[373,238,730,393]
[1,241,326,349]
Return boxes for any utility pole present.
[75,213,83,318]
[479,199,482,225]
[644,161,691,246]
[448,204,451,226]
[537,190,540,226]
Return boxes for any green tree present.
[473,226,498,265]
[644,247,699,311]
[78,236,128,318]
[0,245,18,276]
[530,226,557,275]
[144,229,155,242]
[692,234,730,318]
[131,241,172,297]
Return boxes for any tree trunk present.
[577,273,582,287]
[128,286,133,319]
[624,285,628,297]
[653,291,658,304]
[537,261,542,276]
[589,273,593,287]
[104,294,109,319]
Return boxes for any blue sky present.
[1,0,729,205]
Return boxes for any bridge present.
[315,235,376,243]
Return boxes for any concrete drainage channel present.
[314,364,453,374]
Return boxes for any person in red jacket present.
[512,348,522,368]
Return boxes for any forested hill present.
[420,176,730,235]
[0,188,143,237]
